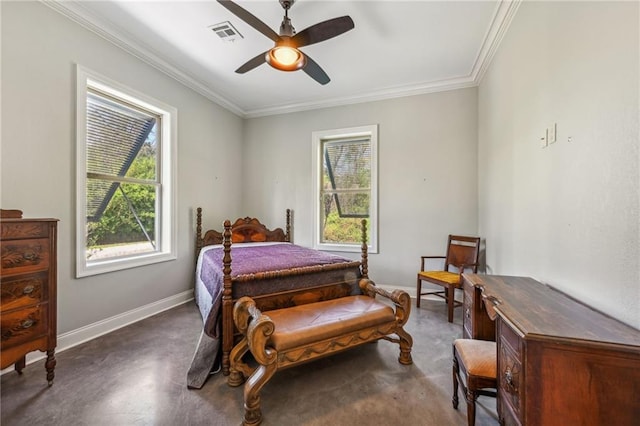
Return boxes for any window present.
[76,66,177,277]
[312,125,378,253]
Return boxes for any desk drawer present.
[1,271,48,312]
[499,317,522,356]
[1,304,47,348]
[1,238,50,276]
[498,318,524,423]
[462,282,473,339]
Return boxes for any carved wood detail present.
[254,284,353,311]
[1,307,43,342]
[1,241,47,270]
[277,324,396,365]
[1,275,45,307]
[195,208,292,258]
[1,222,47,239]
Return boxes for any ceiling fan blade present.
[292,16,355,48]
[302,54,330,85]
[235,50,269,74]
[217,0,280,42]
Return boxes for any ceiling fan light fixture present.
[266,46,306,71]
[217,0,354,83]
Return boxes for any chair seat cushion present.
[266,296,396,351]
[454,339,497,379]
[418,270,460,285]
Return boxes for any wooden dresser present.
[462,274,640,425]
[1,210,58,385]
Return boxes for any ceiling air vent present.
[209,21,243,42]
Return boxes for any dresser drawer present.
[1,271,48,312]
[1,221,49,240]
[1,238,50,276]
[1,304,48,348]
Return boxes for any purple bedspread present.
[198,243,356,337]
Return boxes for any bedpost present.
[361,219,368,279]
[285,209,291,242]
[196,207,203,258]
[222,219,233,376]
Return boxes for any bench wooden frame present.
[228,279,413,426]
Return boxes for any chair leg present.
[416,276,422,308]
[465,388,477,426]
[447,285,455,323]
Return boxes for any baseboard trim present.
[377,284,416,298]
[1,290,193,375]
[377,284,461,303]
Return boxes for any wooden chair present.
[452,339,497,426]
[416,235,480,322]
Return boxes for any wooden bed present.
[194,207,369,376]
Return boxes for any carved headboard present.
[195,208,291,256]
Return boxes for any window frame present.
[75,65,177,277]
[312,124,378,254]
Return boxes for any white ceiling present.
[47,0,520,117]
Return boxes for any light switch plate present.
[548,123,557,144]
[541,128,548,148]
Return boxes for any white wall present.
[478,1,639,328]
[243,88,479,289]
[0,1,244,335]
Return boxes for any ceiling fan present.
[217,0,355,85]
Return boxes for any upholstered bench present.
[228,278,413,426]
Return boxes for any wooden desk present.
[462,274,640,426]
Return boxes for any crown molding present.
[42,0,245,117]
[42,0,520,119]
[244,76,478,118]
[471,0,522,84]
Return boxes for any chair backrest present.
[444,235,481,273]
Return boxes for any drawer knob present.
[465,308,471,319]
[22,252,38,261]
[21,319,35,329]
[23,285,35,295]
[504,367,514,386]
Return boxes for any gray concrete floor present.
[1,298,497,426]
